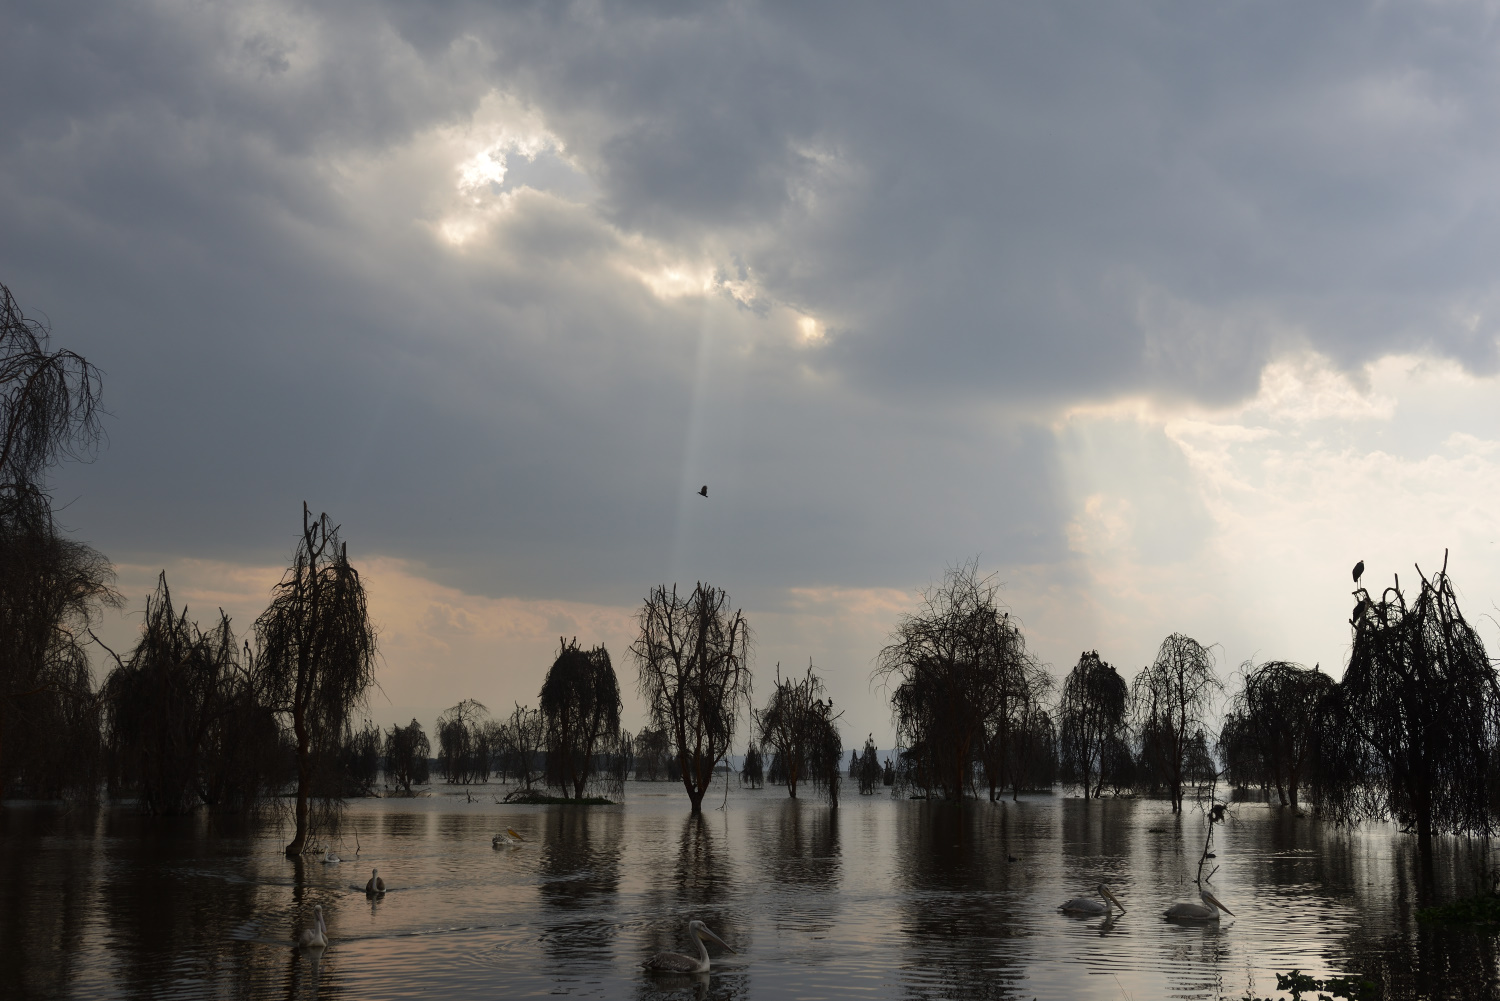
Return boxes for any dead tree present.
[255,504,377,856]
[436,698,492,783]
[1057,651,1128,799]
[1317,553,1500,849]
[1221,660,1332,808]
[384,718,430,794]
[500,703,544,788]
[755,661,843,803]
[0,283,110,796]
[1131,633,1222,813]
[632,582,752,814]
[875,560,1036,801]
[540,638,622,799]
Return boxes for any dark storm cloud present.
[4,0,1498,600]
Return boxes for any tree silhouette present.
[100,573,281,813]
[1057,651,1128,799]
[875,561,1036,801]
[632,582,752,814]
[0,283,111,797]
[857,735,881,795]
[634,725,670,781]
[540,638,622,799]
[1220,660,1331,808]
[740,742,764,788]
[499,703,544,788]
[755,661,843,803]
[384,718,430,794]
[436,698,492,784]
[255,504,377,856]
[1317,554,1500,847]
[1131,633,1221,813]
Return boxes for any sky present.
[4,0,1500,747]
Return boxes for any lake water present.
[3,780,1498,1000]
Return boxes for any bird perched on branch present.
[1353,560,1364,586]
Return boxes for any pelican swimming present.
[642,920,736,974]
[365,868,385,894]
[493,827,526,848]
[297,905,329,950]
[1059,884,1126,916]
[1165,888,1234,921]
[321,848,341,864]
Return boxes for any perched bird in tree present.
[698,485,708,497]
[1352,560,1365,585]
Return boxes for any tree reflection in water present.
[0,806,95,998]
[894,801,1031,1000]
[636,814,748,1001]
[537,806,623,967]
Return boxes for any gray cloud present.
[5,0,1500,611]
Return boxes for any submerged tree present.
[499,703,544,788]
[633,582,752,814]
[256,504,377,856]
[341,721,382,797]
[101,573,280,813]
[0,284,111,796]
[634,726,671,781]
[1318,554,1500,847]
[539,638,622,799]
[436,698,493,784]
[741,743,764,788]
[755,661,843,803]
[1057,651,1128,799]
[1006,703,1058,799]
[1132,633,1222,813]
[857,735,881,795]
[1220,660,1332,808]
[876,560,1037,801]
[385,718,430,795]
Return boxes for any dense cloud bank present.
[3,1,1499,612]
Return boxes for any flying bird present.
[365,868,385,895]
[642,920,736,974]
[1353,560,1365,585]
[1164,888,1234,922]
[1059,884,1126,916]
[698,485,708,497]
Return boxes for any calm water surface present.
[4,781,1498,1000]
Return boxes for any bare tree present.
[740,743,764,788]
[875,560,1035,801]
[632,582,752,814]
[500,703,544,789]
[0,284,111,795]
[755,661,843,803]
[1131,633,1222,813]
[1057,651,1129,799]
[100,573,279,813]
[1317,554,1500,848]
[436,698,492,783]
[540,638,622,799]
[385,718,430,794]
[255,504,377,856]
[1220,660,1332,808]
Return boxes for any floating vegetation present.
[1238,969,1379,1001]
[1416,893,1500,926]
[502,789,613,805]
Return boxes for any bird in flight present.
[698,485,708,497]
[1352,560,1364,586]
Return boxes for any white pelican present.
[321,848,341,864]
[642,920,736,973]
[365,868,385,894]
[297,905,329,950]
[1165,888,1234,921]
[493,828,526,848]
[1059,884,1126,916]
